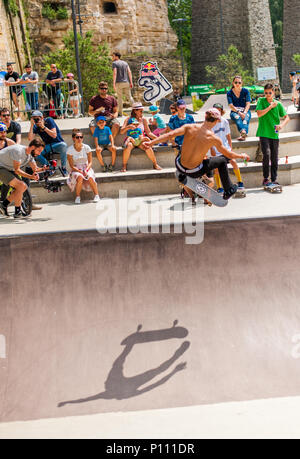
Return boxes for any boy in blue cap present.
[93,115,116,172]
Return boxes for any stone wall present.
[24,0,178,65]
[191,0,278,85]
[282,0,300,92]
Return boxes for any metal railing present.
[0,79,83,120]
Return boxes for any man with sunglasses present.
[0,108,21,144]
[88,81,120,138]
[0,139,45,219]
[28,110,68,176]
[256,83,290,189]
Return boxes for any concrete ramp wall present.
[1,217,300,423]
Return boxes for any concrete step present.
[30,155,300,204]
[46,132,300,174]
[20,113,300,147]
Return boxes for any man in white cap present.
[144,108,250,200]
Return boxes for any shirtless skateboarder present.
[144,108,250,200]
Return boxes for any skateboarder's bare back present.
[145,109,250,200]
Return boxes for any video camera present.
[38,160,64,193]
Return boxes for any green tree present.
[43,31,113,111]
[205,45,254,89]
[293,54,300,68]
[167,0,192,83]
[268,0,283,80]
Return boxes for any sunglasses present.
[234,81,242,85]
[1,114,10,117]
[99,87,108,90]
[74,135,83,139]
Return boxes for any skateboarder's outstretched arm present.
[213,137,250,162]
[144,125,187,149]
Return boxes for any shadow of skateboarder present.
[58,320,190,407]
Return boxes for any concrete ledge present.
[30,156,300,203]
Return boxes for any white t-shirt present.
[67,144,91,165]
[212,117,231,156]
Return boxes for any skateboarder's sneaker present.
[217,187,224,194]
[262,178,270,187]
[237,182,245,191]
[223,184,238,200]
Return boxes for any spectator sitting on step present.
[0,108,21,144]
[166,99,195,147]
[28,110,68,176]
[148,105,167,145]
[93,116,116,172]
[124,117,150,149]
[88,81,120,139]
[227,75,251,141]
[120,102,161,172]
[67,128,99,205]
[169,103,178,117]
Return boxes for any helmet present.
[0,123,7,132]
[67,73,74,78]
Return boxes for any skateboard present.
[175,171,228,207]
[234,188,247,198]
[264,183,282,193]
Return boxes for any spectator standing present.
[172,87,182,102]
[112,52,134,116]
[167,99,195,147]
[28,110,68,176]
[211,103,245,194]
[4,63,21,120]
[227,76,251,141]
[67,129,99,204]
[256,83,290,188]
[0,108,21,144]
[45,64,63,118]
[21,63,39,112]
[289,71,298,105]
[64,73,80,118]
[88,81,120,139]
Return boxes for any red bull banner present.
[138,61,173,104]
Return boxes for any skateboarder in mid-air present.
[144,108,250,200]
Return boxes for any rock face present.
[24,0,178,62]
[191,0,279,85]
[282,0,300,92]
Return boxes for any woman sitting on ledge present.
[120,102,161,172]
[227,76,251,141]
[67,129,100,204]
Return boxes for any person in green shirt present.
[256,83,290,187]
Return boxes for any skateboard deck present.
[264,183,282,193]
[234,189,247,198]
[176,171,228,207]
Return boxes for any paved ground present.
[1,184,300,237]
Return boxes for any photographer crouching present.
[28,110,68,176]
[0,139,45,219]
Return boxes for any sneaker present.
[0,202,9,217]
[13,210,26,219]
[217,187,224,194]
[75,196,81,204]
[237,181,245,190]
[93,195,100,203]
[223,184,238,200]
[262,178,270,187]
[61,167,68,177]
[108,164,115,172]
[102,164,108,173]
